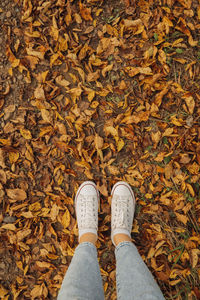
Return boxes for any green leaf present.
[164,156,172,164]
[154,33,158,41]
[176,48,183,54]
[162,136,168,144]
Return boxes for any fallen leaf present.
[61,209,71,229]
[1,224,16,231]
[79,2,93,21]
[6,189,27,201]
[20,128,32,139]
[183,93,195,114]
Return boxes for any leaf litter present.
[0,0,200,299]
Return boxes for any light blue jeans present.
[57,242,165,300]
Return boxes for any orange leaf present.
[9,152,19,163]
[79,2,93,21]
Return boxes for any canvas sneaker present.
[75,181,99,241]
[111,181,136,246]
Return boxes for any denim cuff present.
[76,242,97,252]
[115,241,133,252]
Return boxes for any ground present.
[0,0,200,299]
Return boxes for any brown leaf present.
[1,224,16,231]
[16,228,31,241]
[94,134,104,150]
[183,93,195,114]
[41,109,52,123]
[180,154,191,164]
[189,249,200,268]
[34,85,45,100]
[6,189,27,201]
[123,19,142,27]
[0,99,4,111]
[0,149,6,168]
[0,170,6,184]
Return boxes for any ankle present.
[113,233,132,246]
[79,233,97,245]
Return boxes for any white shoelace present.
[112,195,131,229]
[79,195,97,228]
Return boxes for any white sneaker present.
[111,181,136,246]
[75,181,99,241]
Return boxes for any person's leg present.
[58,181,104,300]
[58,241,104,300]
[111,181,165,300]
[115,239,165,300]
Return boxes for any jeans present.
[57,242,165,300]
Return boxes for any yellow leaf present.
[162,127,174,137]
[0,285,9,297]
[1,224,16,231]
[34,85,46,100]
[88,90,95,102]
[104,126,118,142]
[186,183,195,197]
[50,53,60,67]
[117,138,125,152]
[125,66,152,77]
[187,162,199,174]
[169,279,181,286]
[94,134,104,150]
[20,128,32,139]
[190,249,200,268]
[29,202,41,212]
[198,5,200,20]
[41,109,52,123]
[9,152,19,163]
[62,209,71,229]
[0,139,11,146]
[183,94,195,114]
[154,86,169,107]
[188,35,198,47]
[102,64,113,77]
[90,101,99,109]
[16,229,31,241]
[55,75,70,88]
[107,165,120,175]
[36,261,51,268]
[175,212,188,225]
[151,131,161,146]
